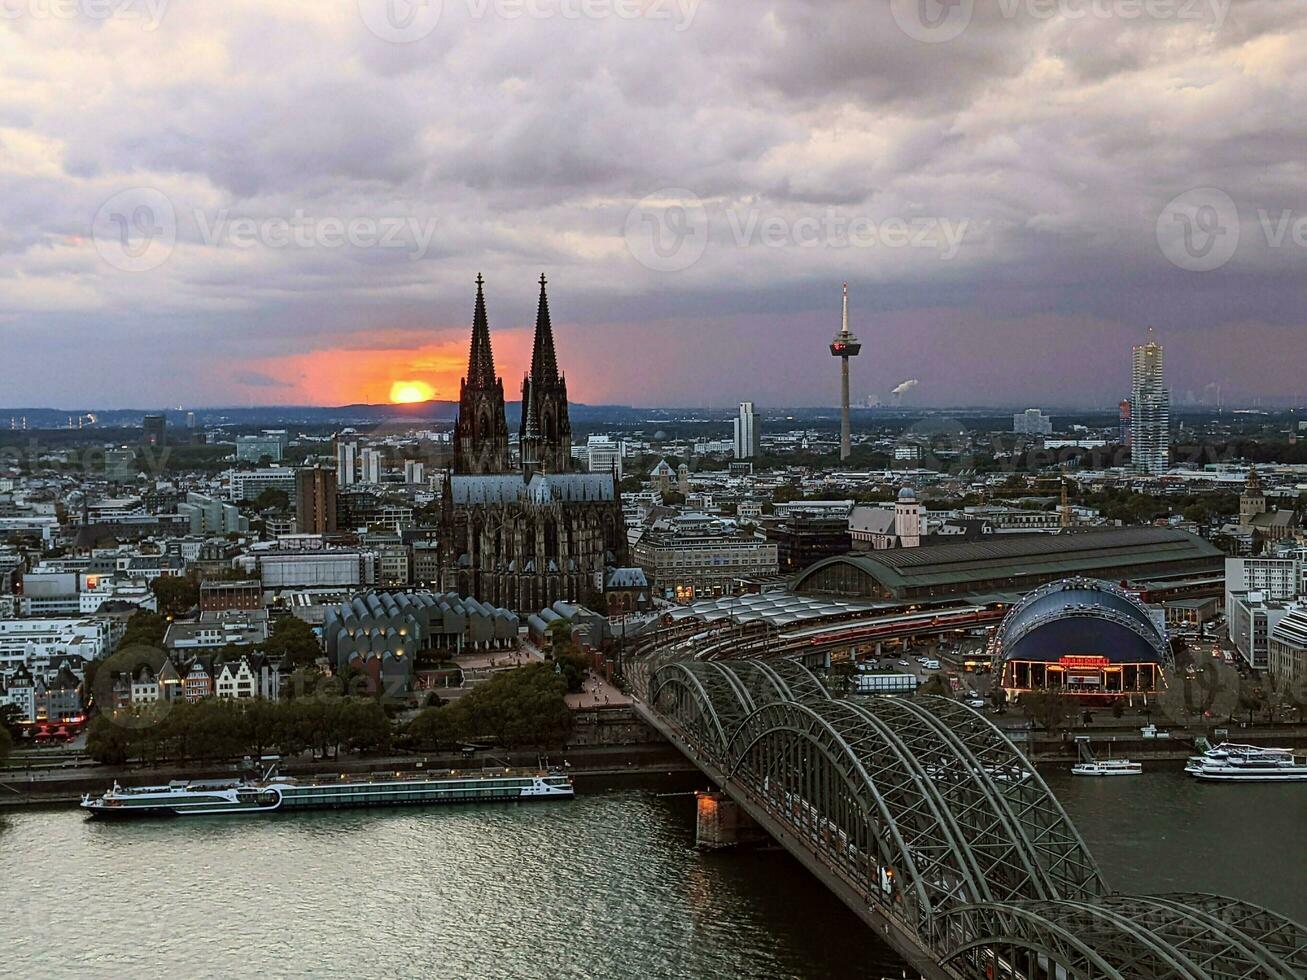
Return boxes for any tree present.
[238,698,282,759]
[989,688,1008,713]
[118,610,169,649]
[0,722,11,767]
[917,674,951,698]
[339,699,391,755]
[150,575,199,617]
[409,663,571,749]
[86,715,132,765]
[830,659,857,695]
[261,616,322,668]
[1019,691,1074,737]
[546,618,588,693]
[281,666,329,701]
[0,703,21,741]
[253,487,290,512]
[771,485,802,505]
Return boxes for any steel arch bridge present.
[636,657,1307,980]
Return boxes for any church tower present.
[453,275,509,474]
[519,274,572,473]
[1240,464,1266,526]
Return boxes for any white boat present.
[1072,758,1143,776]
[1071,737,1141,777]
[1185,743,1307,782]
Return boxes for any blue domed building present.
[992,577,1170,700]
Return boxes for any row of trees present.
[407,663,571,750]
[86,696,390,766]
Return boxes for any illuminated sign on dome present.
[1058,655,1110,670]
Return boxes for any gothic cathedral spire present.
[529,272,560,384]
[519,273,572,473]
[466,272,496,390]
[453,274,509,474]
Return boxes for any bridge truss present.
[641,658,1307,980]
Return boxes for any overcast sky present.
[2,0,1305,410]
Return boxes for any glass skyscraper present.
[1130,334,1169,475]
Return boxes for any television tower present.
[829,282,861,460]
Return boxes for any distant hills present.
[1,402,1272,434]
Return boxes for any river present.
[1,771,1303,979]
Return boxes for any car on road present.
[966,698,987,709]
[898,659,910,666]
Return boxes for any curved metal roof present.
[995,578,1168,665]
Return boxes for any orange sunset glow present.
[235,339,531,406]
[389,380,436,404]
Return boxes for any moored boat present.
[81,764,574,819]
[1071,758,1143,776]
[1071,737,1141,777]
[1185,743,1307,783]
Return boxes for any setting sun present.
[389,380,435,404]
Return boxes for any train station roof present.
[791,527,1224,600]
[665,592,884,628]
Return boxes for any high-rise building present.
[733,401,759,459]
[229,468,296,502]
[359,448,383,485]
[335,440,357,487]
[295,466,338,535]
[404,460,426,485]
[105,448,137,482]
[235,434,285,463]
[1130,332,1169,475]
[142,413,166,447]
[1012,409,1053,436]
[178,492,249,535]
[586,435,622,477]
[829,282,861,460]
[1119,399,1132,446]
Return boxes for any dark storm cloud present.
[1,0,1304,408]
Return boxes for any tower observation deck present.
[830,282,861,460]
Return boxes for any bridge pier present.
[695,790,768,849]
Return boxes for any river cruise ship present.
[81,766,574,819]
[1185,743,1307,783]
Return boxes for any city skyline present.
[4,4,1307,409]
[6,3,1307,978]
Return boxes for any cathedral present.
[438,275,627,614]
